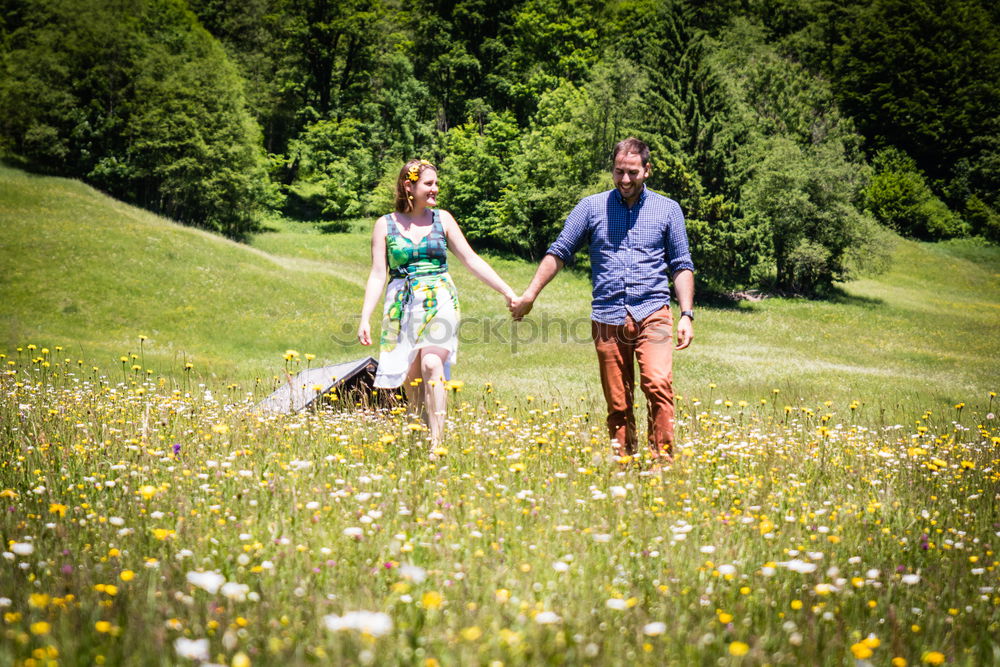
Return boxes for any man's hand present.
[509,294,535,321]
[675,315,693,350]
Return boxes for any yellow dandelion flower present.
[28,593,50,609]
[922,651,946,665]
[851,643,873,660]
[728,641,750,656]
[421,591,443,610]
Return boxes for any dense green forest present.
[2,0,998,294]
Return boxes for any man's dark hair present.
[611,137,650,167]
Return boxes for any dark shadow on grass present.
[254,222,281,234]
[695,284,885,311]
[696,290,761,311]
[824,285,885,308]
[319,220,352,233]
[1,155,41,173]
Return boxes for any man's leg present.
[592,318,638,456]
[635,306,675,459]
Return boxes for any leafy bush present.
[0,0,273,238]
[785,238,832,294]
[864,149,968,240]
[285,117,376,220]
[740,137,885,295]
[965,195,1000,243]
[439,112,520,249]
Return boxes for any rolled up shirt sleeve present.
[665,199,695,276]
[546,197,590,265]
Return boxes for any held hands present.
[357,321,372,346]
[509,293,534,321]
[504,291,530,321]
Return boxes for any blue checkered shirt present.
[546,187,694,325]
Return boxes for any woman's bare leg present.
[403,353,425,423]
[420,347,449,444]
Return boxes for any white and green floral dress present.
[374,209,460,388]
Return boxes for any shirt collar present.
[612,185,647,208]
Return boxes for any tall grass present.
[0,351,997,665]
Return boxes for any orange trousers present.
[591,306,675,459]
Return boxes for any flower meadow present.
[1,345,998,666]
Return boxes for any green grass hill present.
[1,164,997,414]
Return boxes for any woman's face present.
[407,167,438,209]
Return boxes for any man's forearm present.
[524,254,564,302]
[672,269,694,312]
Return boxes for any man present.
[510,137,695,463]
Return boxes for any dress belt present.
[386,270,450,339]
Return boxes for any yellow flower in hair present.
[409,160,432,181]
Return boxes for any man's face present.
[612,152,650,205]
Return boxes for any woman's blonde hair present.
[394,159,437,213]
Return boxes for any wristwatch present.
[680,310,695,321]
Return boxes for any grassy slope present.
[2,165,998,413]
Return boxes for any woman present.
[358,159,516,444]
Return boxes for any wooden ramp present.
[254,356,380,414]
